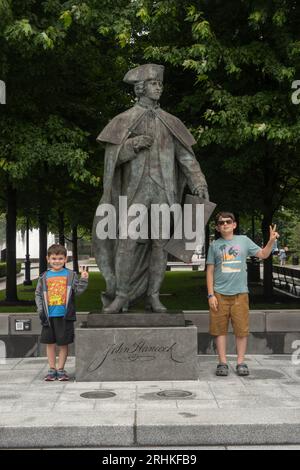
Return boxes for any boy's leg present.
[236,336,248,365]
[58,345,68,370]
[215,335,227,364]
[41,319,57,369]
[46,343,57,369]
[53,318,74,380]
[209,293,230,366]
[57,345,70,381]
[40,319,58,380]
[231,294,250,365]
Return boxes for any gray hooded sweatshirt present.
[35,268,88,326]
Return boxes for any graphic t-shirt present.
[206,235,261,295]
[46,268,68,317]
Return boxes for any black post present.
[252,214,255,241]
[23,218,32,286]
[72,225,79,273]
[58,210,65,246]
[39,215,48,275]
[5,182,18,302]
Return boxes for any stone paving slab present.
[136,408,300,446]
[0,411,135,448]
[0,355,299,447]
[266,311,300,332]
[0,315,9,335]
[227,445,300,450]
[0,358,22,369]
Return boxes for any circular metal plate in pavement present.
[156,390,193,398]
[80,391,116,399]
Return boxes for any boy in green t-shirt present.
[206,211,279,377]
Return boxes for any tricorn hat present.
[123,64,164,85]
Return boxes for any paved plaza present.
[0,355,299,448]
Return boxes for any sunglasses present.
[217,219,234,226]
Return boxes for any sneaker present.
[57,369,69,381]
[44,368,57,381]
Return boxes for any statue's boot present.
[103,295,128,314]
[101,292,114,308]
[145,294,167,313]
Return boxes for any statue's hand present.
[192,184,210,200]
[132,135,154,153]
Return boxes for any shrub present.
[0,262,22,277]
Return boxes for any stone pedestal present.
[75,313,198,382]
[86,312,186,328]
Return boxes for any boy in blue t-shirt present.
[35,244,89,381]
[206,212,279,377]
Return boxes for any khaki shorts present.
[209,292,249,337]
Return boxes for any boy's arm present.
[255,225,280,260]
[206,264,215,296]
[206,264,218,311]
[35,277,48,325]
[73,272,89,295]
[35,277,44,313]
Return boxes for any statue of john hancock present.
[93,64,209,314]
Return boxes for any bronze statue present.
[93,64,209,313]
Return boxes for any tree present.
[130,0,300,298]
[0,0,132,299]
[3,0,300,303]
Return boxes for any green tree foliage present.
[126,0,300,297]
[0,0,133,299]
[1,0,300,300]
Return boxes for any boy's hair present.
[215,211,236,225]
[47,244,67,257]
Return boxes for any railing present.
[272,265,300,296]
[166,261,204,271]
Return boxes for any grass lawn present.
[0,271,299,313]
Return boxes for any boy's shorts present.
[40,317,74,346]
[209,292,249,337]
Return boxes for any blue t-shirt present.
[206,235,261,295]
[46,268,68,317]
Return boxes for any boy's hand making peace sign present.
[255,224,280,260]
[80,266,89,280]
[269,224,280,243]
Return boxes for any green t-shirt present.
[206,235,261,295]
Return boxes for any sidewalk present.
[0,355,299,448]
[0,265,40,292]
[285,264,300,270]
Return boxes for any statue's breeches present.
[115,177,169,297]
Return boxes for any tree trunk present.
[235,212,240,234]
[262,213,273,299]
[58,210,65,246]
[261,145,276,300]
[72,225,79,273]
[23,217,32,286]
[39,215,48,274]
[5,182,18,302]
[252,214,255,241]
[205,223,210,271]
